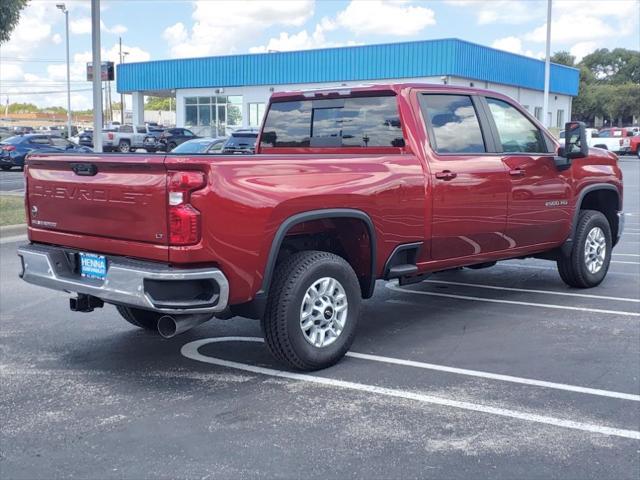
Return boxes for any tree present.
[145,96,172,111]
[581,48,640,84]
[0,0,28,44]
[7,102,38,113]
[551,51,575,67]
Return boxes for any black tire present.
[261,251,361,371]
[118,140,131,153]
[116,305,162,331]
[167,142,177,152]
[0,166,11,171]
[557,210,612,288]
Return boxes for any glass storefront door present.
[184,95,242,137]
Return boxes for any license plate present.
[79,253,107,280]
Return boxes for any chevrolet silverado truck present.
[18,84,624,371]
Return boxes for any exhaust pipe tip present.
[157,315,178,338]
[157,313,215,338]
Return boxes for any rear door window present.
[420,94,486,154]
[260,96,405,149]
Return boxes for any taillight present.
[167,171,205,245]
[1,145,16,151]
[108,132,114,140]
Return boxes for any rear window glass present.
[3,136,26,145]
[225,133,257,149]
[260,96,405,149]
[420,94,486,154]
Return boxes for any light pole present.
[91,0,103,152]
[542,0,552,127]
[118,37,129,125]
[56,3,72,138]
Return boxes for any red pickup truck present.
[18,84,624,370]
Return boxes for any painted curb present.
[0,224,27,237]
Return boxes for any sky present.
[1,0,638,110]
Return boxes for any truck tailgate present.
[26,154,168,255]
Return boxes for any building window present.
[534,107,542,121]
[184,95,242,136]
[556,109,564,128]
[248,103,266,127]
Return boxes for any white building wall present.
[175,76,574,134]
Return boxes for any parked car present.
[0,134,92,170]
[77,130,94,148]
[18,83,624,371]
[560,127,630,154]
[169,137,227,154]
[102,124,157,153]
[221,128,259,154]
[12,126,34,135]
[155,128,199,152]
[0,127,13,142]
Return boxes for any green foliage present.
[550,51,575,67]
[145,96,172,111]
[565,47,640,125]
[7,102,39,113]
[0,0,28,44]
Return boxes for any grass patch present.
[0,195,25,226]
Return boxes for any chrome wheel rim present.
[300,277,348,348]
[584,226,606,274]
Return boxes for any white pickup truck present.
[560,128,631,154]
[102,124,162,153]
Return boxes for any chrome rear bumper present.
[17,243,229,314]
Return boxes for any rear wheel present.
[261,251,361,371]
[557,210,612,288]
[116,305,162,331]
[118,140,131,153]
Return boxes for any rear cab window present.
[419,94,486,154]
[260,95,405,152]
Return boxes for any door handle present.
[435,170,457,181]
[509,168,526,177]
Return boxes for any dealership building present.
[117,38,579,136]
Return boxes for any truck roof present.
[270,82,504,101]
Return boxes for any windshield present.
[171,139,213,154]
[2,136,26,145]
[224,133,257,150]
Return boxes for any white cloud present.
[249,16,351,53]
[52,33,63,45]
[0,3,56,54]
[524,0,638,44]
[570,41,597,62]
[336,0,435,36]
[491,36,544,59]
[446,0,544,25]
[163,0,314,58]
[0,64,24,82]
[70,17,129,35]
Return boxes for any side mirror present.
[563,121,589,159]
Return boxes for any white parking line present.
[613,260,640,265]
[181,337,640,440]
[499,262,639,277]
[346,352,640,402]
[386,283,640,317]
[614,253,640,257]
[420,279,640,303]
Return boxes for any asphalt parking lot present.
[1,157,639,479]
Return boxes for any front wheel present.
[557,210,612,288]
[261,251,361,371]
[116,305,162,331]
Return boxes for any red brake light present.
[1,145,16,151]
[167,170,206,245]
